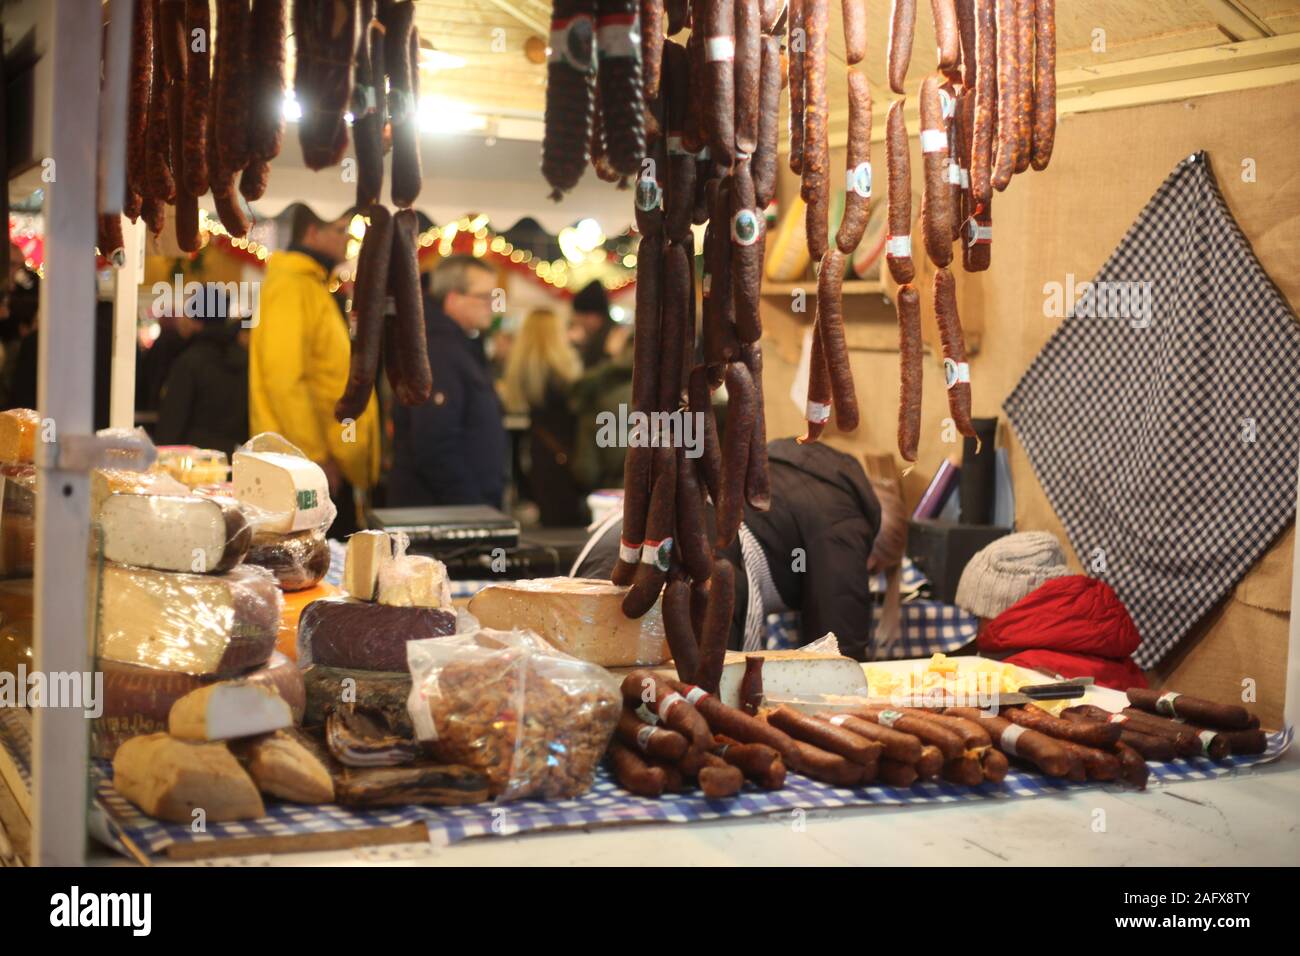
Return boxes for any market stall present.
[0,0,1298,873]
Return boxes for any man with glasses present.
[250,204,379,536]
[388,254,507,508]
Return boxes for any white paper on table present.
[789,326,815,417]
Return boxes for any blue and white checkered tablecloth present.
[0,708,1290,861]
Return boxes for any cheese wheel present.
[232,451,332,533]
[468,577,670,666]
[100,493,251,574]
[298,597,457,671]
[245,528,330,591]
[96,564,282,677]
[277,582,341,659]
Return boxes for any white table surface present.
[90,744,1300,868]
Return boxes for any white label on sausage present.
[806,400,831,425]
[706,36,736,62]
[943,359,970,388]
[640,537,674,571]
[635,702,660,726]
[596,21,641,61]
[1000,723,1027,757]
[667,135,688,157]
[967,222,992,246]
[658,692,686,721]
[829,715,851,727]
[1156,692,1181,718]
[1198,730,1217,755]
[847,162,873,199]
[946,161,962,185]
[684,685,710,705]
[635,723,657,752]
[959,167,971,189]
[877,709,904,729]
[938,88,956,120]
[885,235,912,258]
[619,539,642,563]
[920,128,948,154]
[1108,713,1129,724]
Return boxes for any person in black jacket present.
[388,255,507,508]
[570,438,882,660]
[155,289,249,457]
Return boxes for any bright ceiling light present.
[418,96,486,134]
[557,227,584,265]
[574,218,604,251]
[283,92,302,122]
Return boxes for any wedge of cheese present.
[232,451,331,533]
[468,578,670,666]
[90,468,190,522]
[100,493,251,574]
[168,680,294,741]
[112,734,265,823]
[376,554,451,609]
[715,650,869,709]
[0,409,40,463]
[342,530,394,601]
[96,565,282,678]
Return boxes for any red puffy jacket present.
[977,576,1148,691]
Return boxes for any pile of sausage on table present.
[609,671,1269,798]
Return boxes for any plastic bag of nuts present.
[406,627,621,800]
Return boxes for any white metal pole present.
[31,0,103,867]
[110,218,143,429]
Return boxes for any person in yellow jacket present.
[249,205,379,535]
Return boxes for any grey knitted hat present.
[955,531,1070,619]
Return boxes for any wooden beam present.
[1200,0,1273,42]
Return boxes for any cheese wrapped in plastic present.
[0,463,35,578]
[244,528,331,591]
[297,597,457,670]
[232,433,336,534]
[154,445,230,487]
[95,563,283,678]
[99,493,251,574]
[0,579,32,676]
[0,408,40,463]
[90,467,190,522]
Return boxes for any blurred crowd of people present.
[2,208,633,535]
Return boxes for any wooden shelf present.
[761,280,885,297]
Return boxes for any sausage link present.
[631,233,665,413]
[769,706,882,765]
[351,4,386,207]
[713,736,785,789]
[144,0,174,206]
[896,283,922,461]
[702,181,739,363]
[730,159,763,344]
[740,342,769,511]
[182,0,209,197]
[1126,688,1252,730]
[543,0,598,197]
[884,98,915,284]
[733,0,760,156]
[791,738,866,786]
[934,268,975,437]
[799,315,832,444]
[946,707,1071,776]
[125,0,155,217]
[641,0,665,101]
[801,0,830,260]
[213,0,252,183]
[618,707,690,761]
[294,0,354,170]
[1114,741,1149,790]
[842,0,866,65]
[682,24,707,155]
[817,249,858,431]
[931,0,960,70]
[387,209,432,405]
[919,74,955,267]
[753,34,782,208]
[1030,0,1055,170]
[399,24,425,205]
[1013,0,1033,174]
[835,67,872,254]
[694,556,735,695]
[949,80,966,243]
[963,192,991,271]
[212,186,248,237]
[672,681,804,771]
[822,713,923,762]
[160,0,200,252]
[663,572,702,683]
[335,204,393,423]
[990,0,1017,190]
[687,365,722,504]
[898,709,992,749]
[1060,706,1180,762]
[942,753,983,786]
[608,740,667,796]
[878,758,919,787]
[615,443,653,585]
[849,706,965,759]
[697,752,745,797]
[248,0,287,164]
[657,241,690,412]
[702,0,736,167]
[689,575,710,645]
[980,746,1009,782]
[662,40,695,242]
[1006,702,1122,747]
[596,0,646,176]
[623,445,677,618]
[675,446,713,582]
[956,0,977,87]
[971,0,997,209]
[97,214,126,268]
[716,361,755,548]
[888,0,916,94]
[666,0,690,33]
[786,0,805,175]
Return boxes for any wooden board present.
[163,822,430,862]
